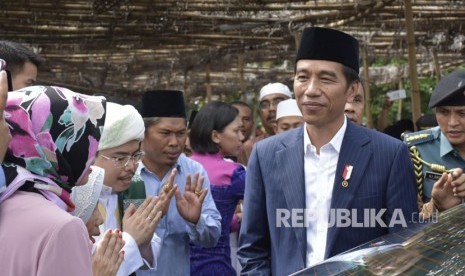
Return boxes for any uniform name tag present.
[425,171,442,181]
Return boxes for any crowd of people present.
[1,25,465,276]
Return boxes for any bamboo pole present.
[403,0,422,130]
[362,44,373,129]
[432,48,441,81]
[294,32,302,52]
[397,78,403,121]
[206,62,212,102]
[238,54,246,101]
[166,72,172,89]
[183,70,189,100]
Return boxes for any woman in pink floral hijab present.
[0,85,106,276]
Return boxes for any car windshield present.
[291,204,465,275]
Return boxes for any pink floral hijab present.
[0,86,106,211]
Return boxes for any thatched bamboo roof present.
[1,0,464,104]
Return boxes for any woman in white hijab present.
[72,166,124,276]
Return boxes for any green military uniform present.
[403,126,465,201]
[403,69,465,203]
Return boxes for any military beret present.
[296,27,360,73]
[429,70,465,108]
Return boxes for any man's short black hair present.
[230,100,252,110]
[0,40,44,76]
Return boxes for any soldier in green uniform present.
[403,70,465,218]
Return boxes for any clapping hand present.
[175,172,208,225]
[122,196,163,246]
[158,168,178,216]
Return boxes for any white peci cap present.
[276,99,302,120]
[259,83,292,101]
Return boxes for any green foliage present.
[369,75,437,129]
[364,58,465,129]
[371,57,407,67]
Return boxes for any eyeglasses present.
[259,98,285,110]
[99,151,145,168]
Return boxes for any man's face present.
[294,60,356,128]
[259,94,288,135]
[94,140,141,193]
[12,61,37,90]
[274,116,305,134]
[436,106,465,148]
[344,84,365,125]
[142,117,187,169]
[232,104,253,141]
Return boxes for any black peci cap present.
[140,90,187,118]
[296,27,360,73]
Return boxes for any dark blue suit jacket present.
[238,121,418,276]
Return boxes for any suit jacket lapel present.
[325,122,371,258]
[276,126,307,264]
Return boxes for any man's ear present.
[211,130,220,144]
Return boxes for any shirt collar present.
[440,130,455,157]
[100,184,113,197]
[304,117,347,155]
[139,159,182,179]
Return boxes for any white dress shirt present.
[304,118,347,267]
[99,185,119,229]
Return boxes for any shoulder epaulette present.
[402,130,435,146]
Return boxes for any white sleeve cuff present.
[140,233,162,270]
[116,232,144,276]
